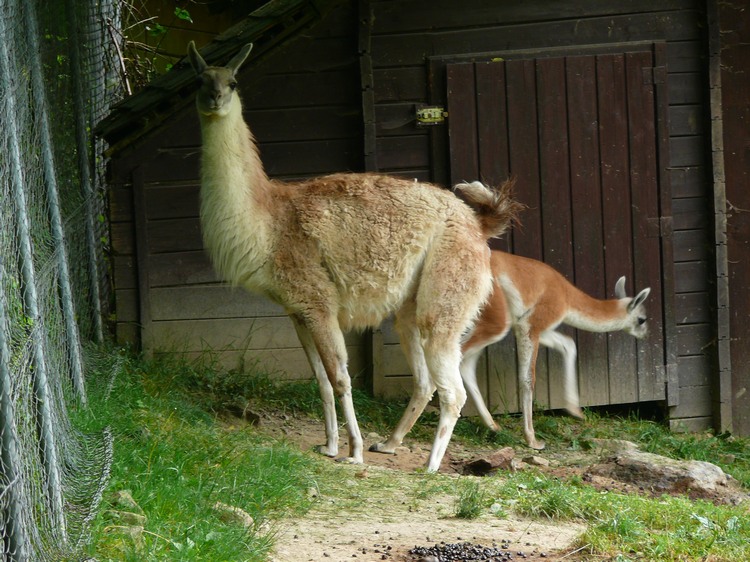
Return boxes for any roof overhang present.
[96,0,341,157]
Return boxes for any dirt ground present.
[238,407,746,562]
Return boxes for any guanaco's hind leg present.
[515,324,544,450]
[539,330,584,419]
[423,339,466,472]
[370,299,435,454]
[290,314,339,457]
[418,238,490,472]
[459,345,499,431]
[373,232,491,472]
[459,285,510,432]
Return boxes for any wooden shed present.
[97,0,750,436]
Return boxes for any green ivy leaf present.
[174,8,193,23]
[148,23,167,37]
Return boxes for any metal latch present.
[416,106,447,126]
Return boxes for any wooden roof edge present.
[96,0,340,158]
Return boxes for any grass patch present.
[128,352,750,490]
[488,471,750,560]
[77,347,321,561]
[454,480,486,519]
[76,347,750,561]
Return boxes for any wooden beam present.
[707,0,732,433]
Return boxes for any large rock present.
[587,441,732,499]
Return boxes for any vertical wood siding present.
[108,3,367,378]
[368,0,714,429]
[442,49,671,414]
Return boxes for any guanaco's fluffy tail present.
[453,177,524,239]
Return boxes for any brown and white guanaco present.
[187,43,522,472]
[460,248,650,450]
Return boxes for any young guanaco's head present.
[187,41,253,117]
[614,276,651,339]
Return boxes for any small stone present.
[581,438,639,454]
[111,490,143,514]
[523,455,550,467]
[720,453,736,464]
[212,501,254,528]
[106,525,144,551]
[463,447,516,475]
[108,510,146,526]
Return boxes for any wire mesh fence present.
[0,0,124,559]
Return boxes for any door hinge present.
[643,66,667,85]
[646,216,672,238]
[416,105,447,126]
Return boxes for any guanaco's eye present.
[638,317,646,326]
[229,81,238,90]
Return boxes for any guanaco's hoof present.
[335,456,363,465]
[528,439,546,451]
[369,442,396,455]
[566,406,585,420]
[313,444,338,458]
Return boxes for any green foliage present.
[496,472,585,520]
[119,1,195,89]
[174,7,193,23]
[454,479,486,519]
[77,346,320,561]
[77,346,750,561]
[491,470,750,561]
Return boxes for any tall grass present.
[76,347,321,561]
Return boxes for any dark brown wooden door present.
[443,47,675,414]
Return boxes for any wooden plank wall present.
[108,3,368,380]
[443,50,672,414]
[717,0,750,435]
[367,0,716,429]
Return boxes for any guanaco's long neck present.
[197,95,274,287]
[562,284,629,332]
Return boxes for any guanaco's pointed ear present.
[227,43,253,76]
[615,276,627,299]
[628,287,651,312]
[187,41,207,74]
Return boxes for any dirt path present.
[241,407,746,561]
[270,499,582,561]
[250,410,584,561]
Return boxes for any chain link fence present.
[0,0,124,559]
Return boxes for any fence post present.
[22,0,87,405]
[0,257,29,562]
[0,18,67,543]
[65,0,105,344]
